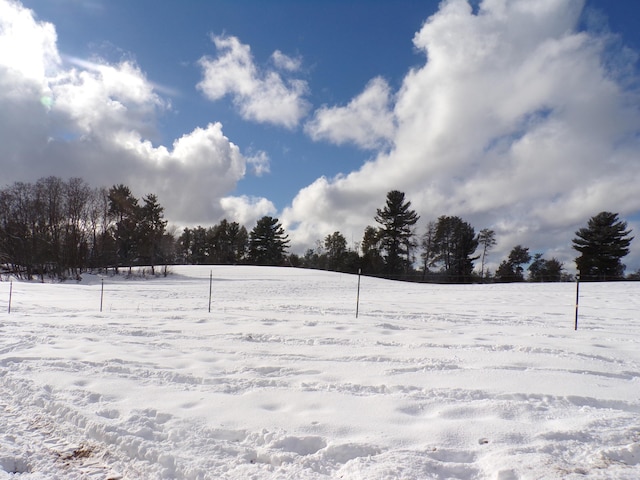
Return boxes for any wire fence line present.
[1,268,637,332]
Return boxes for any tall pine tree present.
[573,211,633,280]
[138,193,167,274]
[248,216,290,266]
[108,184,139,271]
[374,190,419,277]
[433,216,478,283]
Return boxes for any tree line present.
[0,177,294,280]
[296,191,635,283]
[0,178,635,282]
[0,178,170,279]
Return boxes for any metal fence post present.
[356,269,361,318]
[574,275,580,330]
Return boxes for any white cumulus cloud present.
[220,195,277,227]
[0,0,60,83]
[284,0,640,272]
[305,77,396,150]
[197,34,310,129]
[245,150,271,176]
[271,50,302,72]
[0,0,258,228]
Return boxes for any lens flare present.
[40,96,53,109]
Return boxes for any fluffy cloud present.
[271,50,302,72]
[0,0,60,82]
[304,77,396,150]
[51,59,166,137]
[285,0,640,271]
[5,0,640,273]
[114,123,247,224]
[245,150,271,176]
[197,35,310,129]
[0,0,254,227]
[219,195,277,227]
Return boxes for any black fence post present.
[356,269,361,318]
[574,275,580,330]
[208,270,213,313]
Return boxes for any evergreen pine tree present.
[248,216,290,265]
[433,216,478,283]
[374,190,419,277]
[573,211,633,280]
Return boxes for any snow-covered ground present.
[0,266,638,479]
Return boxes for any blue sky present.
[3,0,640,272]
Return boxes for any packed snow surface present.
[1,266,639,479]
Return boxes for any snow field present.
[0,266,639,479]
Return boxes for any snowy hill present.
[1,266,639,479]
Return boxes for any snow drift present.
[0,266,638,479]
